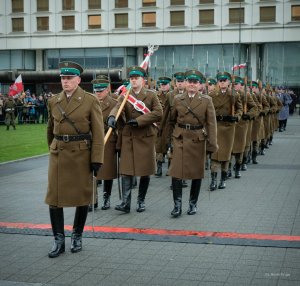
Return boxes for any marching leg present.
[48,206,65,258]
[115,175,132,213]
[102,179,113,210]
[171,178,182,218]
[187,179,201,215]
[136,176,150,212]
[71,205,89,253]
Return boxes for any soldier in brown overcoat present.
[155,76,172,177]
[250,81,269,164]
[209,72,243,190]
[107,66,163,213]
[168,70,218,217]
[228,76,257,178]
[45,61,104,258]
[89,77,118,211]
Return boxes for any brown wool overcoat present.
[45,87,104,207]
[109,87,163,176]
[210,89,243,161]
[251,93,264,142]
[232,91,258,154]
[169,92,218,179]
[97,95,118,180]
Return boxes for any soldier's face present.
[234,83,243,91]
[160,83,170,92]
[176,80,185,90]
[130,76,143,89]
[208,84,215,92]
[186,79,200,93]
[95,88,109,100]
[218,78,230,89]
[61,76,81,93]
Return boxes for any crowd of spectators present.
[0,90,53,125]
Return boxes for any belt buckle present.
[62,135,69,142]
[186,124,191,130]
[219,115,223,121]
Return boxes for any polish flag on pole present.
[232,63,247,71]
[9,75,23,97]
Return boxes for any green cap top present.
[158,76,172,85]
[59,61,83,76]
[234,76,244,85]
[96,74,110,82]
[208,78,217,85]
[173,72,185,81]
[247,81,258,88]
[91,79,109,92]
[128,66,146,77]
[216,71,231,81]
[185,70,204,82]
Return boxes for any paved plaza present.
[0,115,300,286]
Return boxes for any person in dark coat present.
[107,66,163,213]
[45,61,104,258]
[168,70,218,217]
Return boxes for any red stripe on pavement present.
[1,221,299,242]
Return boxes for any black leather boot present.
[48,207,65,258]
[155,161,162,177]
[269,135,273,146]
[227,163,232,178]
[187,179,201,215]
[241,156,247,171]
[71,205,89,253]
[115,176,132,213]
[88,186,98,212]
[102,180,113,210]
[235,163,241,178]
[252,150,258,164]
[259,142,265,155]
[218,171,227,189]
[171,178,182,217]
[136,176,150,212]
[209,172,217,191]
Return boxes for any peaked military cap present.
[158,76,172,85]
[185,70,204,82]
[247,81,258,88]
[173,72,185,81]
[91,79,109,92]
[208,78,217,85]
[96,74,110,82]
[234,76,244,84]
[127,66,146,77]
[59,61,83,76]
[216,71,232,81]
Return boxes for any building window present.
[229,8,244,24]
[12,18,24,32]
[62,0,74,11]
[142,12,156,27]
[62,16,75,30]
[199,0,214,3]
[199,9,214,25]
[292,5,300,21]
[88,0,101,9]
[170,11,184,26]
[229,0,244,2]
[37,0,49,11]
[37,16,49,31]
[115,0,128,8]
[142,0,156,7]
[171,0,185,5]
[260,6,276,22]
[115,13,128,28]
[88,15,101,29]
[12,0,23,13]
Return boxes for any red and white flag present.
[232,63,247,71]
[9,74,23,97]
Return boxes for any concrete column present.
[250,44,257,81]
[36,50,43,71]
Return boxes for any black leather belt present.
[54,134,91,143]
[178,123,203,130]
[216,115,232,122]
